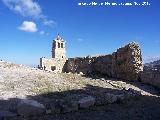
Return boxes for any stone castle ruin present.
[39,35,67,72]
[40,35,143,81]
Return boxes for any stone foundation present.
[63,42,143,81]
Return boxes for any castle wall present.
[64,42,143,81]
[111,42,143,80]
[140,70,160,88]
[63,57,95,74]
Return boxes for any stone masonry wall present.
[40,57,66,72]
[63,42,143,81]
[140,69,160,88]
[112,42,143,80]
[63,57,94,74]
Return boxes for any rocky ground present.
[0,61,160,120]
[17,96,160,120]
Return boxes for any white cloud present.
[39,30,45,35]
[39,31,50,35]
[2,0,55,27]
[77,38,84,42]
[18,21,37,32]
[2,0,41,18]
[43,19,55,27]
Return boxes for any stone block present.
[17,99,45,117]
[78,96,95,109]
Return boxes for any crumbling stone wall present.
[64,42,143,81]
[92,55,113,76]
[112,42,143,80]
[63,57,94,74]
[140,70,160,88]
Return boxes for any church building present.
[39,34,67,72]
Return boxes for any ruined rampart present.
[140,69,160,88]
[63,42,143,81]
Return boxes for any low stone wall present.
[0,89,141,118]
[63,42,143,81]
[140,70,160,88]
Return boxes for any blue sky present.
[0,0,160,66]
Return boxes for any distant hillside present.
[144,59,160,71]
[145,59,160,67]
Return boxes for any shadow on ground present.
[0,84,160,120]
[83,73,160,95]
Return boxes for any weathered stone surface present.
[40,57,67,72]
[47,102,61,114]
[96,93,118,104]
[64,42,143,81]
[0,111,17,119]
[78,96,95,109]
[105,93,118,104]
[46,100,78,114]
[140,70,160,88]
[60,101,78,113]
[17,99,45,116]
[116,95,126,102]
[127,88,142,97]
[95,94,126,105]
[64,57,94,74]
[112,42,143,80]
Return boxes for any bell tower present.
[52,34,66,59]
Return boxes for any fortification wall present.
[63,57,94,74]
[140,70,160,88]
[112,42,143,80]
[63,42,143,81]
